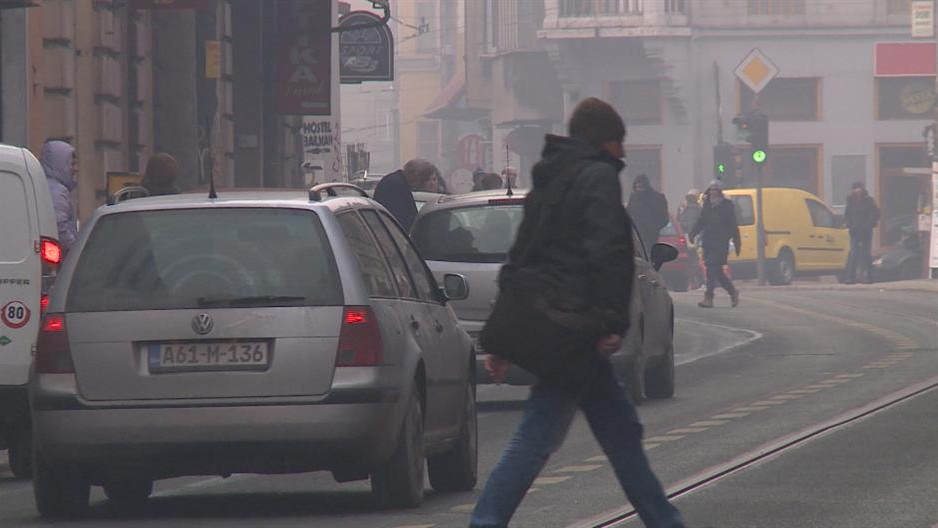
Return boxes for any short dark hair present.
[403,158,439,184]
[567,97,626,147]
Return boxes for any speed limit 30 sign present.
[1,301,31,329]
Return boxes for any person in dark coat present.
[471,98,685,528]
[471,167,486,192]
[141,153,180,196]
[689,180,740,308]
[677,189,702,234]
[627,173,669,256]
[843,181,880,284]
[373,158,438,231]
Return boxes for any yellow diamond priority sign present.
[735,48,779,94]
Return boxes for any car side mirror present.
[650,243,679,271]
[833,214,845,228]
[441,273,469,301]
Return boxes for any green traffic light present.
[717,163,726,174]
[752,150,767,164]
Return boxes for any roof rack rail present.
[308,183,369,202]
[107,186,150,206]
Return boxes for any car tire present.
[8,425,32,479]
[33,448,90,519]
[428,380,478,492]
[104,479,154,509]
[644,343,675,399]
[371,386,425,509]
[768,249,795,286]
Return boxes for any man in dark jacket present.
[141,153,180,196]
[471,98,685,528]
[373,158,438,231]
[843,182,880,284]
[689,180,741,308]
[627,174,669,255]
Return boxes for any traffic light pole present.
[756,164,767,285]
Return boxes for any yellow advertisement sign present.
[106,172,143,196]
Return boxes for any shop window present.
[747,0,805,15]
[740,145,819,194]
[608,80,662,126]
[739,78,819,121]
[877,145,929,246]
[876,76,936,120]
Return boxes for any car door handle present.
[434,320,444,333]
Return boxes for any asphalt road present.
[0,281,935,528]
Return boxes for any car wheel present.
[104,479,154,509]
[769,249,794,286]
[8,425,32,479]
[33,448,90,519]
[428,379,478,492]
[644,342,675,399]
[371,385,425,509]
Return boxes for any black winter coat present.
[689,198,741,266]
[373,170,418,231]
[844,193,880,237]
[627,188,669,249]
[501,135,634,337]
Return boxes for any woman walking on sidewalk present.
[689,180,741,308]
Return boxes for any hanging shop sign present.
[277,0,331,115]
[339,11,394,84]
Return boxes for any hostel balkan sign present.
[277,0,331,115]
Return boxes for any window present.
[608,80,661,126]
[876,77,936,120]
[559,0,641,17]
[731,196,756,226]
[336,212,397,298]
[68,209,343,312]
[740,145,819,194]
[806,200,835,228]
[739,78,819,122]
[887,0,911,14]
[747,0,805,15]
[376,211,440,302]
[412,203,525,264]
[360,210,418,300]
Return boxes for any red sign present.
[130,0,214,9]
[278,0,332,115]
[874,42,936,77]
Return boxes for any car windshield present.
[66,208,343,311]
[412,203,524,263]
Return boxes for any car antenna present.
[504,145,514,197]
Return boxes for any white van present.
[0,144,61,478]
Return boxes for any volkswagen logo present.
[191,313,214,335]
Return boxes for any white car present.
[0,144,62,478]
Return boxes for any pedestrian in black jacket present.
[373,159,438,231]
[689,180,741,308]
[471,98,685,528]
[843,182,880,284]
[627,174,669,256]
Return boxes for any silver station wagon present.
[411,189,679,404]
[30,184,477,518]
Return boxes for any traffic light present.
[713,142,734,180]
[732,111,769,164]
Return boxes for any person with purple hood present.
[41,140,79,254]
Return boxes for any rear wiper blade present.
[196,295,307,307]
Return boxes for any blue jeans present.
[469,362,685,528]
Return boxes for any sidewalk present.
[735,278,938,294]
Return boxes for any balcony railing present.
[558,0,644,17]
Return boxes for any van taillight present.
[335,307,383,367]
[40,237,62,266]
[35,314,74,374]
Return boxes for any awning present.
[423,67,487,121]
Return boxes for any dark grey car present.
[30,185,476,518]
[411,190,678,403]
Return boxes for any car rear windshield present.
[412,204,524,263]
[67,208,343,312]
[660,221,678,237]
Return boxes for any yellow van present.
[723,188,849,285]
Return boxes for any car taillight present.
[335,307,383,367]
[40,237,62,266]
[40,294,50,313]
[678,235,687,248]
[35,314,74,374]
